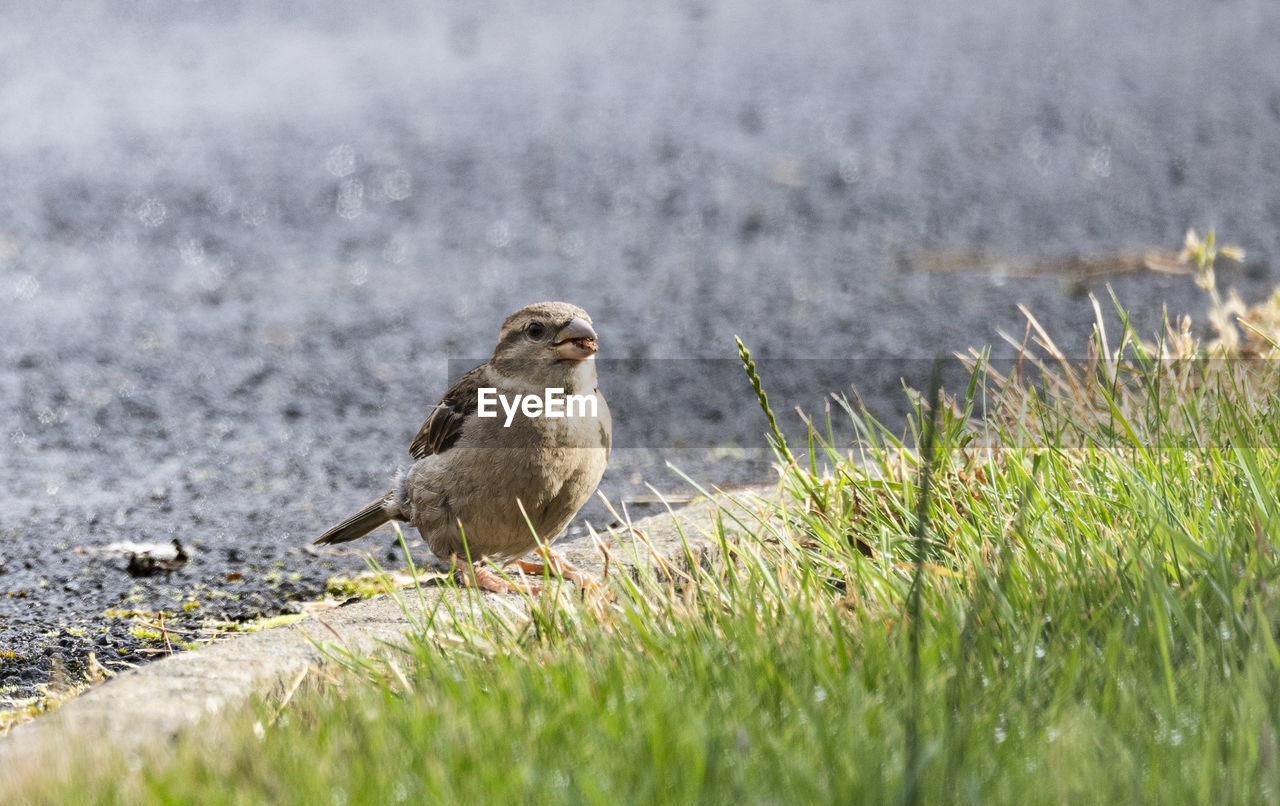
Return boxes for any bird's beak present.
[553,317,598,361]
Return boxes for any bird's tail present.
[314,494,397,545]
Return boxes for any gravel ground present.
[2,0,1278,702]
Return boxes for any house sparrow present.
[314,301,611,594]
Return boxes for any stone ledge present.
[0,487,770,790]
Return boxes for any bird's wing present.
[408,364,485,459]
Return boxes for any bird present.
[314,301,611,595]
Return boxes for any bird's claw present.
[456,563,541,596]
[507,549,610,598]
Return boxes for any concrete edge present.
[0,485,777,787]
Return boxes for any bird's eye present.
[525,321,547,340]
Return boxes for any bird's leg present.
[455,560,541,596]
[508,548,603,594]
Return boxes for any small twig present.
[589,525,616,581]
[159,613,173,655]
[136,620,202,636]
[386,659,412,694]
[314,617,344,643]
[269,667,310,726]
[623,493,696,506]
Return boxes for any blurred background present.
[2,0,1277,692]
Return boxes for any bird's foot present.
[455,562,541,596]
[508,549,605,596]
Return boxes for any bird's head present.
[489,301,599,388]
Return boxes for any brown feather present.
[408,365,484,459]
[314,495,394,545]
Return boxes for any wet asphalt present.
[2,0,1278,700]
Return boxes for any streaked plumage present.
[314,302,610,593]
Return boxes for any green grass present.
[11,258,1280,803]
